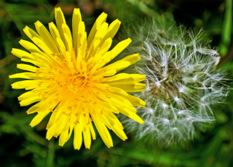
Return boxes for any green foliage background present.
[0,0,232,166]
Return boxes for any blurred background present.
[0,0,232,166]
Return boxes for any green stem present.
[220,0,232,56]
[46,141,55,167]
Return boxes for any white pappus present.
[124,17,228,146]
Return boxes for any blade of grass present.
[126,0,159,17]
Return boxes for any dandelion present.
[10,7,145,150]
[125,17,227,145]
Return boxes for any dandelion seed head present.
[125,16,228,145]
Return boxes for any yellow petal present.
[54,7,67,45]
[96,38,132,68]
[126,112,144,124]
[26,103,40,114]
[49,22,66,53]
[89,123,96,140]
[17,64,37,72]
[46,102,67,128]
[34,21,59,52]
[103,114,127,141]
[30,110,50,127]
[20,58,40,67]
[88,38,113,72]
[111,125,127,141]
[103,19,121,40]
[107,86,145,107]
[72,8,82,52]
[19,96,40,106]
[111,82,145,92]
[11,80,40,90]
[73,123,83,150]
[46,114,68,139]
[91,113,113,148]
[23,26,39,39]
[59,128,72,146]
[103,73,145,83]
[124,94,145,107]
[83,128,91,149]
[99,53,141,75]
[87,22,109,58]
[19,39,41,53]
[62,24,73,51]
[76,21,87,68]
[87,12,107,46]
[23,26,53,54]
[9,72,35,79]
[31,37,53,54]
[11,48,32,59]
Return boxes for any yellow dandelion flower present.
[10,7,145,150]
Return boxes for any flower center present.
[50,65,96,100]
[67,73,91,91]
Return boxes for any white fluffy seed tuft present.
[124,16,228,146]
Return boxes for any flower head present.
[10,7,145,149]
[125,17,227,145]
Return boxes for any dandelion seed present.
[10,7,145,150]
